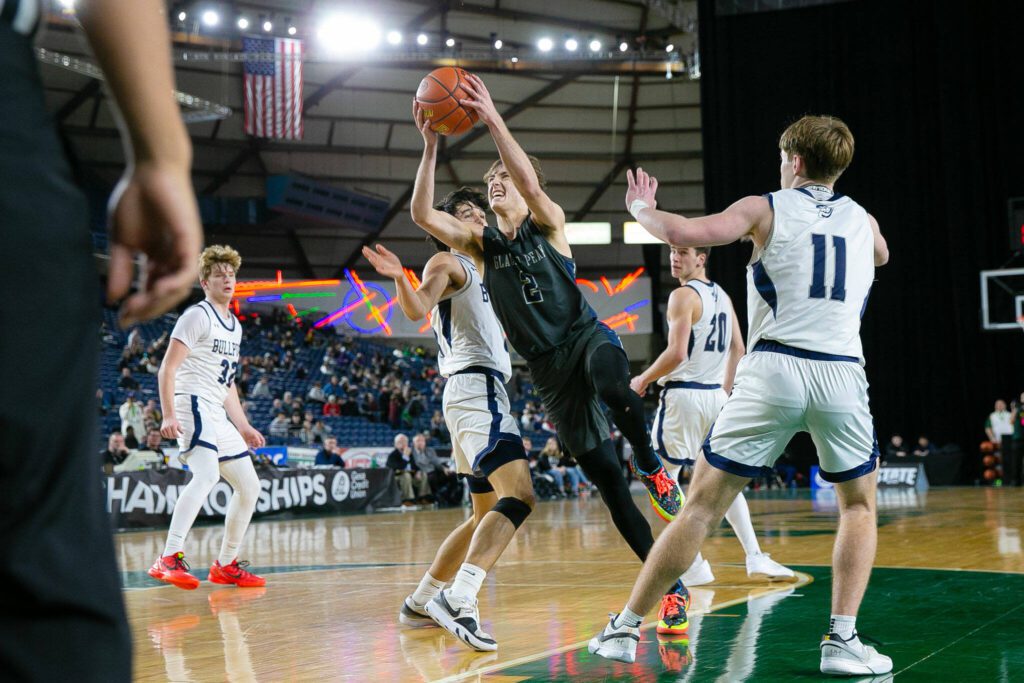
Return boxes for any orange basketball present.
[415,67,478,136]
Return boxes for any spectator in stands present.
[985,399,1013,447]
[101,432,130,475]
[389,392,403,429]
[559,448,592,495]
[251,375,271,398]
[117,367,140,391]
[537,437,567,497]
[359,392,378,421]
[119,393,145,440]
[315,436,345,467]
[123,425,141,449]
[411,433,455,502]
[429,410,450,444]
[143,399,162,432]
[912,435,936,457]
[521,401,538,431]
[268,413,290,441]
[287,413,303,439]
[298,417,316,445]
[311,419,332,444]
[323,395,342,417]
[96,389,111,416]
[387,434,431,505]
[323,375,342,399]
[271,398,284,414]
[307,380,326,405]
[140,429,168,465]
[885,434,908,460]
[282,390,294,405]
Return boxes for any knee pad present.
[464,475,494,495]
[492,496,532,529]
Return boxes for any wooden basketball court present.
[118,487,1024,681]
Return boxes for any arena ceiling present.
[38,0,702,280]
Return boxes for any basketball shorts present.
[705,342,879,482]
[174,394,249,464]
[651,382,728,479]
[442,367,524,477]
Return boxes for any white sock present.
[614,606,643,629]
[411,572,446,605]
[217,457,261,566]
[829,614,857,640]
[725,493,762,557]
[162,448,220,557]
[449,563,486,600]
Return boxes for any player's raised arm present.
[626,168,771,248]
[630,287,700,397]
[868,214,889,266]
[410,103,484,255]
[362,245,466,322]
[459,74,565,233]
[723,303,745,394]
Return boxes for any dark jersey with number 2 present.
[482,216,596,360]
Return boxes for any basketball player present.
[590,116,892,676]
[413,74,691,636]
[363,182,533,652]
[2,1,202,679]
[148,246,267,590]
[632,245,794,588]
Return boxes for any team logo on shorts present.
[331,471,351,502]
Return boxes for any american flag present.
[243,37,304,139]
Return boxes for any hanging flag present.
[243,36,303,139]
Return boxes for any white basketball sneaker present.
[399,595,435,627]
[588,614,640,663]
[681,557,715,586]
[424,589,497,652]
[746,552,796,581]
[819,632,893,676]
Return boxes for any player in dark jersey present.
[409,75,690,634]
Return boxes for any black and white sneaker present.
[399,595,436,628]
[424,589,497,652]
[820,632,892,676]
[588,614,640,663]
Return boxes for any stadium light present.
[288,25,297,36]
[666,43,675,52]
[387,30,402,45]
[624,221,665,244]
[510,56,519,63]
[619,41,629,52]
[445,37,456,47]
[263,20,273,32]
[57,0,75,8]
[565,38,578,52]
[416,32,428,45]
[494,38,503,50]
[565,222,612,245]
[237,16,249,30]
[317,14,381,54]
[589,39,602,52]
[538,37,553,52]
[201,10,219,27]
[177,10,187,22]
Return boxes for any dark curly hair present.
[427,186,488,252]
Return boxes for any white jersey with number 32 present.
[747,185,875,363]
[170,300,243,405]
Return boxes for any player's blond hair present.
[779,115,854,183]
[199,245,242,281]
[484,156,547,189]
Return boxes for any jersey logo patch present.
[816,204,834,218]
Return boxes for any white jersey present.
[661,279,733,387]
[430,253,512,382]
[748,185,874,363]
[170,300,242,405]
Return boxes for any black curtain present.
[696,0,1024,480]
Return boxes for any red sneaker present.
[656,591,691,636]
[209,559,266,587]
[148,552,200,590]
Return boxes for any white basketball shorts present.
[174,394,249,464]
[651,382,728,480]
[442,368,523,477]
[706,342,879,482]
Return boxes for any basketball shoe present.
[209,559,266,587]
[819,632,892,676]
[588,614,640,663]
[656,590,690,637]
[148,552,200,590]
[746,552,795,581]
[681,557,715,587]
[424,589,497,652]
[399,595,436,628]
[630,458,684,522]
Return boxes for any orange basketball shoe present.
[209,559,266,587]
[148,552,200,590]
[656,590,691,637]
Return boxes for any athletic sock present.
[449,563,486,600]
[829,614,857,640]
[614,606,643,629]
[411,572,446,605]
[724,494,762,557]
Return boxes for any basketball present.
[415,67,479,136]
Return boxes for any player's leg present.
[401,479,497,627]
[149,447,221,589]
[587,339,683,520]
[724,493,795,580]
[576,439,655,560]
[209,452,265,587]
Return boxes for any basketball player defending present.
[363,186,533,652]
[589,116,891,676]
[632,245,794,588]
[148,246,267,590]
[415,75,691,636]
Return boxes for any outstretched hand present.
[457,73,500,126]
[362,244,406,280]
[625,167,659,214]
[412,100,438,146]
